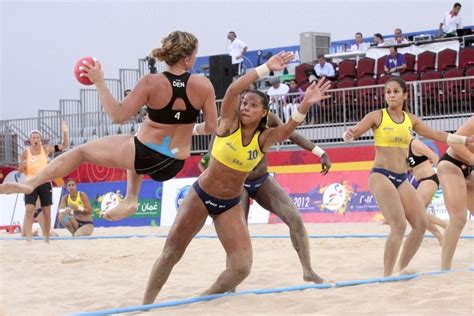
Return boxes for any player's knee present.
[449,213,467,229]
[390,219,407,236]
[161,243,186,265]
[232,260,252,281]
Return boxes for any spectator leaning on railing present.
[439,2,463,38]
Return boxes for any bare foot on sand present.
[304,271,325,284]
[101,199,138,221]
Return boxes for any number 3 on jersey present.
[174,112,181,120]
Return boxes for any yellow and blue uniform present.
[211,125,264,172]
[371,109,413,188]
[374,109,412,148]
[64,192,93,228]
[195,125,265,215]
[67,193,84,209]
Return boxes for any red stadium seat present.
[403,53,416,73]
[356,57,375,79]
[441,68,466,105]
[437,49,457,71]
[376,56,387,77]
[420,70,442,115]
[337,59,356,80]
[417,51,436,73]
[295,63,314,86]
[459,48,474,69]
[401,72,419,82]
[356,76,377,117]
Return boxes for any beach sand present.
[1,222,473,315]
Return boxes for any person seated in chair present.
[382,47,406,77]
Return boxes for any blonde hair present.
[150,31,198,66]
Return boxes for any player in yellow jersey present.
[142,52,332,304]
[19,121,69,243]
[199,111,331,286]
[57,179,93,237]
[342,77,474,276]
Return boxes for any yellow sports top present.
[373,109,413,148]
[25,147,48,180]
[211,126,264,172]
[67,192,84,209]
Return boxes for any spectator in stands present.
[350,32,370,52]
[394,28,409,44]
[373,33,385,46]
[266,77,290,121]
[0,31,218,223]
[382,46,406,77]
[17,122,69,243]
[227,31,248,77]
[313,54,335,80]
[57,179,94,237]
[439,2,463,37]
[285,79,304,123]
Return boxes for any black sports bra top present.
[407,139,429,167]
[146,72,199,124]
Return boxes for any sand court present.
[1,222,473,315]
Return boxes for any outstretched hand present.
[80,58,104,84]
[303,78,332,105]
[266,51,295,72]
[344,126,359,141]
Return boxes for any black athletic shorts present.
[24,182,53,207]
[134,136,185,182]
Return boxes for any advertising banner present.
[77,180,163,227]
[273,171,381,223]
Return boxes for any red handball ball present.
[74,57,95,85]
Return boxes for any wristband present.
[342,131,354,143]
[447,133,467,145]
[78,206,85,212]
[255,63,270,79]
[291,110,306,123]
[311,146,326,157]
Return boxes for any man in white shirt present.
[313,55,335,79]
[266,77,290,121]
[350,32,370,52]
[439,3,463,37]
[227,31,248,77]
[394,28,409,44]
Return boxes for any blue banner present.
[77,180,163,227]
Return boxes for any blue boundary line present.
[70,268,473,316]
[1,234,473,241]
